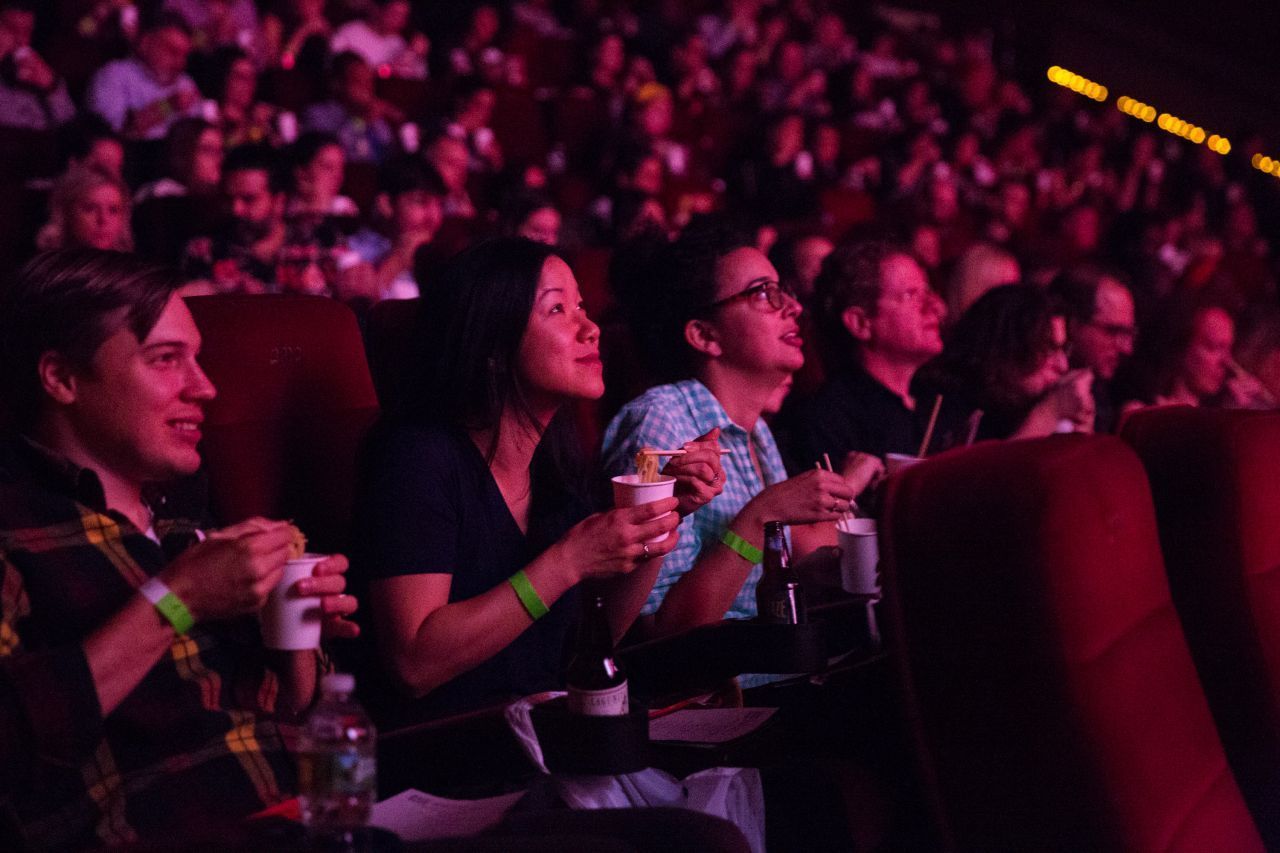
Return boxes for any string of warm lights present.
[1047,66,1233,158]
[1046,66,1108,102]
[1251,154,1280,180]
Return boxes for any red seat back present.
[881,435,1262,852]
[185,295,380,554]
[364,296,422,412]
[1122,406,1280,839]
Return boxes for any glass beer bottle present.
[755,520,806,624]
[566,593,629,716]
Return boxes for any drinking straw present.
[917,394,943,458]
[964,409,984,446]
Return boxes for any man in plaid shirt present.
[0,250,358,848]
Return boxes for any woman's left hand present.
[295,554,361,640]
[664,428,725,517]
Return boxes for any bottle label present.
[566,682,630,716]
[299,748,377,796]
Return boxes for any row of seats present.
[881,412,1280,851]
[186,293,1280,848]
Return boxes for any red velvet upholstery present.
[1122,406,1280,841]
[881,435,1262,852]
[185,295,380,554]
[364,296,422,413]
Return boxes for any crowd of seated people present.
[1,0,1280,849]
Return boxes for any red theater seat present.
[185,295,380,554]
[1122,406,1280,843]
[364,296,422,412]
[881,435,1263,852]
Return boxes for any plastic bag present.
[506,693,766,853]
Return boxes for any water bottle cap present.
[322,673,355,694]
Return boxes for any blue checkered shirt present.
[601,379,789,621]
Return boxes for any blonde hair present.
[37,166,134,252]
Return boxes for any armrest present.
[377,703,536,798]
[620,595,880,702]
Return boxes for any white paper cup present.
[611,474,676,543]
[885,453,923,477]
[260,554,325,650]
[837,518,879,596]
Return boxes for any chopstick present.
[637,448,733,456]
[917,394,942,458]
[816,457,860,523]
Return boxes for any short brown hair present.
[813,240,907,365]
[0,250,183,425]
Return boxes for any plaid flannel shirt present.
[0,437,298,849]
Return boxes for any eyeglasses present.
[706,278,798,313]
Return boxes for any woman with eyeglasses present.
[913,283,1095,445]
[601,221,878,637]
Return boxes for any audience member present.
[204,46,275,147]
[781,241,944,466]
[134,117,223,202]
[286,130,359,220]
[164,0,258,56]
[55,114,126,182]
[86,13,201,141]
[425,131,477,219]
[348,156,445,300]
[0,0,75,131]
[1119,297,1271,411]
[497,189,561,247]
[602,223,874,636]
[915,283,1094,445]
[302,50,398,164]
[330,0,426,81]
[353,238,708,725]
[37,165,133,252]
[183,142,287,293]
[1050,264,1138,432]
[260,0,332,72]
[0,249,356,847]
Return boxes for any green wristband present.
[140,578,196,635]
[720,529,763,564]
[509,570,550,621]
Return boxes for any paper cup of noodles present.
[885,453,923,478]
[259,526,324,650]
[836,518,879,596]
[611,474,676,543]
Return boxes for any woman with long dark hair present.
[354,237,721,724]
[914,283,1094,444]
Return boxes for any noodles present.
[635,449,662,483]
[286,524,307,559]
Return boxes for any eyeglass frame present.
[704,277,799,313]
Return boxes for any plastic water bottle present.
[298,673,377,848]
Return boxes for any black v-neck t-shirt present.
[353,419,584,726]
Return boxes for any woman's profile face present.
[299,144,345,200]
[191,127,224,188]
[70,183,126,250]
[703,247,804,378]
[1181,307,1233,399]
[517,256,604,407]
[1016,315,1070,399]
